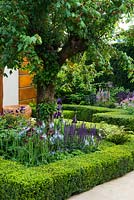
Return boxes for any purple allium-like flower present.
[57,98,62,105]
[69,124,76,136]
[78,123,88,138]
[57,111,61,117]
[116,91,128,103]
[64,123,69,140]
[20,106,25,110]
[129,97,134,101]
[122,98,129,103]
[54,98,63,118]
[57,104,62,111]
[16,109,19,113]
[64,123,76,144]
[20,106,26,113]
[72,114,77,124]
[89,127,96,136]
[53,111,61,118]
[53,112,58,118]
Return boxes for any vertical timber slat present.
[19,70,36,104]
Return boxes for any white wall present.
[3,68,19,106]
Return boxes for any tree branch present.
[58,37,87,66]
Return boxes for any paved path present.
[68,171,134,200]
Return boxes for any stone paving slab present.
[68,171,134,200]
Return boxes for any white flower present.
[41,134,47,140]
[41,121,46,129]
[49,122,54,129]
[84,139,89,146]
[50,133,64,144]
[36,128,43,134]
[91,135,95,145]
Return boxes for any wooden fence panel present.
[19,70,36,104]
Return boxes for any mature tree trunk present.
[44,83,55,103]
[36,81,55,122]
[35,36,87,122]
[37,83,46,105]
[37,82,55,105]
[0,72,3,114]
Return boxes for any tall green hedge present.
[0,143,134,200]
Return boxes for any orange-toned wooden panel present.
[19,75,34,88]
[19,87,37,101]
[19,70,29,75]
[19,98,36,105]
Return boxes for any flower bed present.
[0,102,133,199]
[0,116,104,167]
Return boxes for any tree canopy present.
[0,0,134,115]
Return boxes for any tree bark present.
[44,83,55,103]
[36,81,55,121]
[0,72,3,114]
[37,82,55,104]
[37,83,46,105]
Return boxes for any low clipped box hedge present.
[93,112,134,131]
[1,143,134,200]
[63,110,75,120]
[63,104,113,122]
[63,104,134,131]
